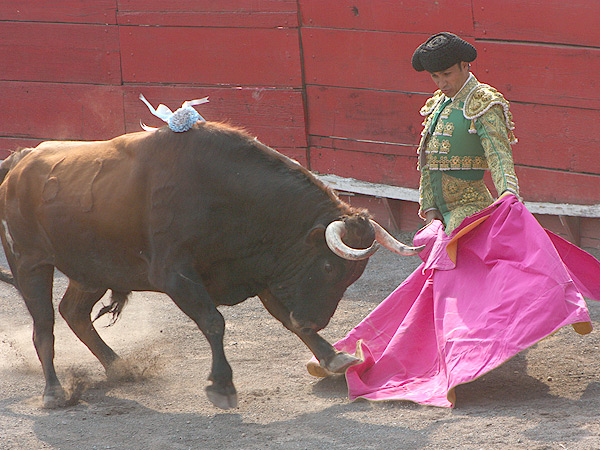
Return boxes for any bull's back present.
[0,134,153,290]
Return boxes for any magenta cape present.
[330,195,600,407]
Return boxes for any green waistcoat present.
[417,74,520,232]
[425,98,487,181]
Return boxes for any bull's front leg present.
[258,291,360,375]
[160,268,237,409]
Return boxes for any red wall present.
[1,1,599,245]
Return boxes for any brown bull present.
[0,122,421,409]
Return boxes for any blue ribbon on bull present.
[139,94,209,132]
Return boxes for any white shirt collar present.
[449,72,474,102]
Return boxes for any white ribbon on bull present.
[325,219,424,260]
[139,94,209,132]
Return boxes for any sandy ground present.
[1,232,600,450]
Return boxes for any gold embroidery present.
[439,155,450,170]
[462,156,472,169]
[441,174,494,234]
[426,154,490,171]
[479,106,520,195]
[473,156,486,169]
[443,122,454,136]
[469,120,477,134]
[440,140,451,154]
[428,154,438,170]
[450,155,461,169]
[429,137,440,152]
[464,83,517,144]
[440,109,451,119]
[420,91,445,116]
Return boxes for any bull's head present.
[269,212,422,335]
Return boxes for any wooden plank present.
[318,173,600,218]
[118,0,297,13]
[309,148,420,187]
[0,0,117,24]
[306,86,425,151]
[511,103,600,174]
[559,215,581,246]
[397,200,423,232]
[300,0,473,34]
[534,215,600,250]
[0,22,121,85]
[582,217,600,242]
[302,28,475,93]
[316,174,420,202]
[518,166,600,205]
[123,86,307,149]
[310,136,418,158]
[118,0,298,27]
[476,41,600,110]
[473,0,600,48]
[120,27,302,87]
[0,82,125,141]
[118,11,298,27]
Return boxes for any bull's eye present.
[323,261,333,273]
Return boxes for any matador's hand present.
[424,209,444,225]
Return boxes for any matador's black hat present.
[412,32,477,72]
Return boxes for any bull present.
[0,121,421,409]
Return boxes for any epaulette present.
[419,90,445,116]
[463,84,517,143]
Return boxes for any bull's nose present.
[289,311,319,334]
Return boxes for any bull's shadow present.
[0,387,434,450]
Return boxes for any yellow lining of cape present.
[446,216,490,264]
[445,192,514,264]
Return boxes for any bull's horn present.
[325,220,380,261]
[370,220,424,255]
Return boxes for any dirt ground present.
[1,231,600,450]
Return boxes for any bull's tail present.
[93,290,131,326]
[0,148,36,286]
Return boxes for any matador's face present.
[429,62,470,98]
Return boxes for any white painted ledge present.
[315,173,600,218]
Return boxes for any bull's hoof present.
[306,359,333,378]
[42,386,67,409]
[324,351,361,374]
[205,384,238,410]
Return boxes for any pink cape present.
[330,195,600,407]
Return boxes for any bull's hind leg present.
[160,268,237,410]
[58,282,120,374]
[15,263,65,408]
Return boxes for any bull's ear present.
[305,224,326,246]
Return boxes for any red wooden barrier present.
[120,27,302,87]
[300,0,473,35]
[0,22,121,85]
[0,82,124,141]
[473,0,600,47]
[118,0,298,27]
[0,0,116,23]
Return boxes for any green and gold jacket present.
[417,74,520,218]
